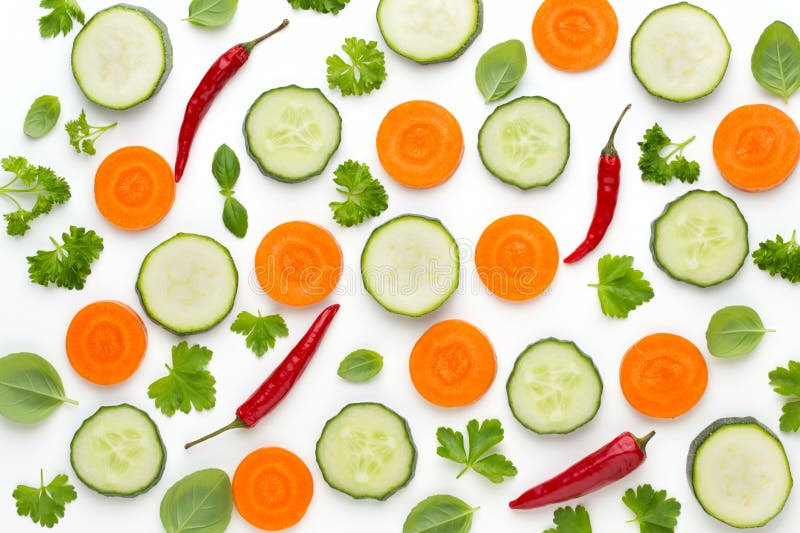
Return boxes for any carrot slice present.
[65,300,147,386]
[532,0,618,72]
[233,447,313,531]
[94,146,175,230]
[376,100,464,188]
[713,104,800,191]
[620,333,708,419]
[475,214,559,301]
[255,221,343,306]
[409,319,496,407]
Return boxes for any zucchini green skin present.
[243,85,342,183]
[70,404,166,497]
[71,4,173,110]
[650,189,748,288]
[315,402,417,500]
[506,338,602,435]
[376,0,483,64]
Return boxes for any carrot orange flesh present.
[233,447,313,531]
[94,146,175,230]
[475,214,559,301]
[255,221,343,307]
[620,333,708,419]
[65,300,147,386]
[409,319,496,407]
[376,100,464,189]
[713,103,800,191]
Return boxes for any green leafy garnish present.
[475,39,527,103]
[769,361,800,431]
[65,110,117,155]
[186,0,238,28]
[589,255,654,318]
[38,0,85,38]
[0,156,71,236]
[212,144,248,238]
[337,349,383,383]
[24,96,61,138]
[436,419,517,483]
[148,342,216,416]
[545,505,593,533]
[329,160,388,227]
[0,352,78,424]
[160,469,233,533]
[230,311,289,357]
[327,37,387,96]
[403,494,478,533]
[287,0,349,14]
[752,230,800,283]
[27,226,103,290]
[13,470,77,528]
[622,484,681,533]
[638,124,700,185]
[751,21,800,102]
[705,305,774,358]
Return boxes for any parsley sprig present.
[638,124,700,185]
[13,470,77,528]
[27,226,103,290]
[753,230,800,283]
[0,156,70,236]
[230,310,289,357]
[329,160,388,227]
[545,505,593,533]
[38,0,85,38]
[327,37,387,96]
[65,110,117,155]
[769,360,800,431]
[287,0,349,14]
[622,484,681,533]
[147,342,216,417]
[436,419,517,483]
[589,255,654,318]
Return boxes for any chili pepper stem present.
[635,430,656,450]
[602,103,632,157]
[241,19,290,53]
[184,418,247,450]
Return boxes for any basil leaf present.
[403,494,478,533]
[337,349,383,383]
[475,39,527,103]
[24,95,61,139]
[751,21,800,102]
[0,352,77,424]
[186,0,238,28]
[160,468,233,533]
[222,197,248,238]
[705,305,774,358]
[212,144,240,190]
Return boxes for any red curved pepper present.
[509,430,654,510]
[185,303,340,449]
[564,104,632,263]
[174,19,289,183]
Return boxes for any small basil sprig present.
[160,468,233,533]
[705,305,774,358]
[475,39,527,103]
[24,96,61,138]
[186,0,238,27]
[403,494,478,533]
[0,352,78,424]
[212,144,248,238]
[751,21,800,102]
[337,349,383,382]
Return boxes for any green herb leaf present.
[0,352,77,424]
[589,255,654,318]
[212,144,240,190]
[160,468,233,533]
[436,419,517,483]
[435,427,467,464]
[638,124,700,185]
[545,505,593,533]
[24,96,61,138]
[475,39,527,103]
[337,349,383,382]
[230,311,289,357]
[186,0,238,27]
[222,197,248,238]
[26,226,104,290]
[403,494,478,533]
[14,470,77,528]
[327,37,387,96]
[38,0,85,38]
[753,230,800,283]
[471,454,518,484]
[147,342,216,416]
[329,160,388,227]
[287,0,349,14]
[64,109,116,156]
[769,361,800,431]
[705,305,773,358]
[751,21,800,102]
[0,156,71,236]
[622,484,681,533]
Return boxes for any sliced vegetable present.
[475,39,527,103]
[329,160,388,227]
[753,230,800,283]
[212,144,247,238]
[545,506,592,533]
[403,494,477,533]
[327,37,387,96]
[24,95,60,138]
[589,254,654,318]
[13,470,77,528]
[186,0,238,28]
[230,310,289,357]
[337,349,383,383]
[638,123,699,185]
[0,352,77,424]
[65,109,117,155]
[0,155,70,237]
[622,484,681,533]
[705,305,773,358]
[160,468,233,533]
[38,0,85,38]
[147,342,216,417]
[751,21,800,102]
[436,419,517,483]
[27,226,104,290]
[288,0,349,14]
[768,361,800,432]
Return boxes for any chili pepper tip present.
[635,430,656,450]
[241,19,290,53]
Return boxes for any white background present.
[1,0,799,531]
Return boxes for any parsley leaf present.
[638,124,700,185]
[39,0,85,38]
[753,230,800,283]
[436,419,517,483]
[287,0,349,14]
[329,160,388,227]
[13,470,77,528]
[622,484,681,533]
[26,226,103,290]
[0,156,71,236]
[769,360,800,431]
[327,37,387,96]
[230,311,289,357]
[147,342,216,417]
[545,505,593,533]
[589,255,654,318]
[64,110,116,155]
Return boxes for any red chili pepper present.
[174,19,289,183]
[563,104,632,263]
[184,303,340,449]
[509,430,655,510]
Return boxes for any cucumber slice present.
[316,403,416,500]
[688,417,792,528]
[361,215,459,317]
[244,85,341,182]
[507,338,602,435]
[136,233,238,335]
[631,2,730,102]
[70,404,165,497]
[478,96,570,189]
[377,0,482,64]
[71,4,172,110]
[651,190,748,287]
